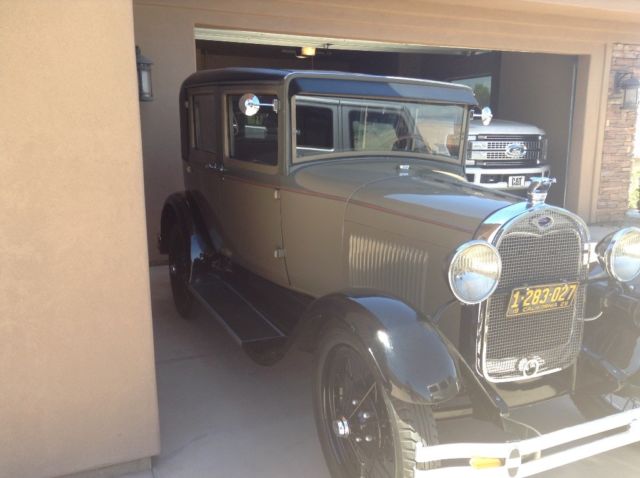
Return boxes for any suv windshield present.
[293,95,465,163]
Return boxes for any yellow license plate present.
[506,282,579,317]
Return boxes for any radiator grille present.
[486,140,540,150]
[481,209,588,382]
[468,135,545,165]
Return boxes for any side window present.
[192,94,216,153]
[228,94,278,166]
[295,105,334,158]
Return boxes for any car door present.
[187,87,224,249]
[220,88,289,287]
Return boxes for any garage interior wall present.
[133,0,640,264]
[498,53,577,206]
[0,1,159,477]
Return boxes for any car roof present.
[181,67,477,105]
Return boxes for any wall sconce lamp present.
[136,46,153,102]
[295,46,316,59]
[615,72,640,110]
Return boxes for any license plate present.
[508,175,526,188]
[506,282,579,317]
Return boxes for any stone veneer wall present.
[596,43,640,222]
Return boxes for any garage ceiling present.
[194,27,489,55]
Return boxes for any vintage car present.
[159,68,640,478]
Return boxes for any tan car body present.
[180,69,514,318]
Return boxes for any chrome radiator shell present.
[474,204,590,383]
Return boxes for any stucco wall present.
[0,1,159,477]
[133,1,640,262]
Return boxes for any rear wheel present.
[168,225,194,319]
[313,328,438,478]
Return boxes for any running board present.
[190,275,285,344]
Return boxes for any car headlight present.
[447,240,502,304]
[597,227,640,283]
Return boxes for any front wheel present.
[573,386,640,420]
[313,328,438,478]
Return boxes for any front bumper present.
[415,407,640,477]
[465,165,551,190]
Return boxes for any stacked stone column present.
[596,43,640,222]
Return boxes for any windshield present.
[293,95,466,163]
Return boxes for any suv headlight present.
[597,227,640,282]
[447,241,502,304]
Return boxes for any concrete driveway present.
[128,266,640,478]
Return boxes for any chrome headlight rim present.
[598,226,640,283]
[447,240,502,305]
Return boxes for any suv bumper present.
[465,165,551,190]
[415,407,640,477]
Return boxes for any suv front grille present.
[479,209,588,382]
[469,134,545,166]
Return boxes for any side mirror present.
[238,93,279,117]
[481,106,493,126]
[471,106,493,126]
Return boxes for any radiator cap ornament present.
[527,176,557,206]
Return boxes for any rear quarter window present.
[193,94,216,153]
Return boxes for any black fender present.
[576,280,640,394]
[299,290,461,405]
[159,192,213,276]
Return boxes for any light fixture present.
[136,46,153,102]
[615,72,640,110]
[295,46,316,59]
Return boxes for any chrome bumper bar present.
[415,407,640,477]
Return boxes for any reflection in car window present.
[193,94,216,153]
[228,94,278,166]
[293,96,465,163]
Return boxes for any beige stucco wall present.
[133,0,640,263]
[0,1,159,477]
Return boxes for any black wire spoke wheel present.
[323,345,394,477]
[168,226,194,319]
[573,384,640,420]
[314,329,439,478]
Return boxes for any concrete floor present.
[127,266,640,478]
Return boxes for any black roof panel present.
[182,67,294,87]
[181,68,477,105]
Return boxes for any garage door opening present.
[194,28,577,207]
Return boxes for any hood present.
[290,157,517,245]
[346,166,515,242]
[469,118,545,136]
